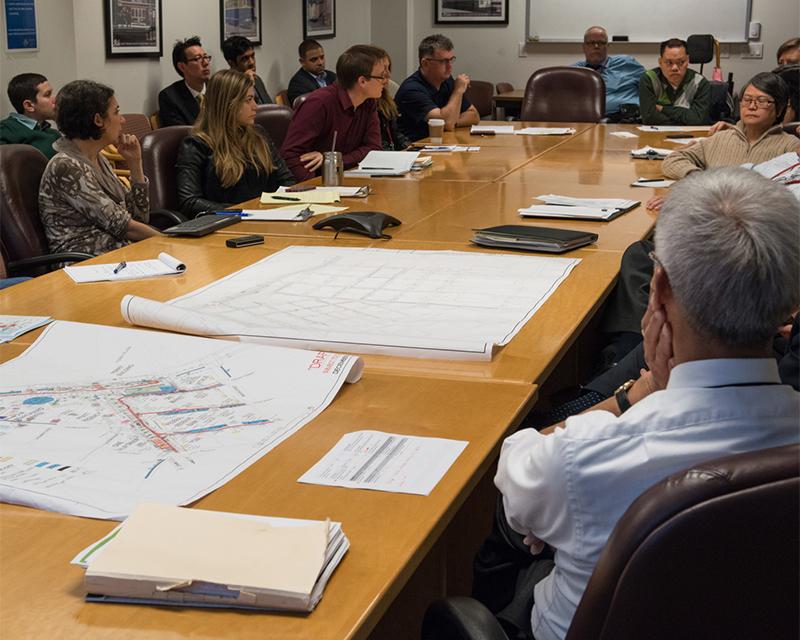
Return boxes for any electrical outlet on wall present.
[748,22,761,39]
[741,42,764,59]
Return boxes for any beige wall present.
[1,0,372,117]
[1,0,796,118]
[407,0,798,93]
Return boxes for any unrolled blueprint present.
[0,321,363,519]
[121,246,581,361]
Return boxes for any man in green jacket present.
[639,38,711,126]
[0,73,60,158]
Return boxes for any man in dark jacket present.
[157,36,211,127]
[287,39,337,105]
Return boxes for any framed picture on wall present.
[434,0,509,25]
[220,0,261,46]
[104,0,162,58]
[303,0,335,39]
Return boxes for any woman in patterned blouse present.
[38,80,159,257]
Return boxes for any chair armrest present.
[421,597,510,640]
[7,252,93,276]
[149,208,187,230]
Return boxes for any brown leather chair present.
[140,125,192,217]
[465,80,494,119]
[254,104,293,149]
[422,443,800,640]
[520,66,605,122]
[0,145,92,275]
[292,93,310,110]
[495,82,514,95]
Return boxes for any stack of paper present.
[519,195,640,221]
[345,150,420,176]
[64,253,186,283]
[515,127,575,136]
[609,131,638,139]
[470,125,515,135]
[76,503,348,612]
[630,146,673,159]
[637,125,711,132]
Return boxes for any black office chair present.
[422,443,800,640]
[140,126,191,222]
[0,145,93,276]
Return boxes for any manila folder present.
[85,503,329,611]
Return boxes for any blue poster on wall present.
[4,0,38,51]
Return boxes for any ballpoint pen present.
[636,178,664,183]
[271,195,302,201]
[213,211,251,216]
[113,261,127,274]
[360,167,395,171]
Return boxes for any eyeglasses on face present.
[663,58,688,68]
[367,74,389,82]
[425,56,457,64]
[584,40,608,47]
[741,95,775,108]
[187,54,212,64]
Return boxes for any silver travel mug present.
[322,151,343,186]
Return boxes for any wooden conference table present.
[0,122,684,639]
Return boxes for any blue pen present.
[213,211,251,217]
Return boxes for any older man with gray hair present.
[487,167,800,640]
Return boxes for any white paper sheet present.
[519,205,617,220]
[514,127,575,136]
[631,178,675,188]
[65,253,185,283]
[0,321,363,519]
[470,125,515,135]
[421,145,480,152]
[637,125,711,132]
[0,315,51,343]
[121,246,581,361]
[239,205,347,221]
[534,195,639,209]
[261,190,340,204]
[609,131,638,139]
[298,430,468,495]
[666,137,698,145]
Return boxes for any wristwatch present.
[614,379,637,414]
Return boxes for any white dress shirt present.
[495,358,800,640]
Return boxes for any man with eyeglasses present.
[395,34,479,141]
[281,45,383,182]
[158,36,212,127]
[639,38,710,125]
[573,26,645,119]
[222,35,272,104]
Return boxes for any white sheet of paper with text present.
[298,430,468,495]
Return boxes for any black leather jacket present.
[176,126,295,217]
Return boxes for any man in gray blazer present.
[222,35,272,104]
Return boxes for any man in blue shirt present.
[395,34,479,141]
[572,26,645,118]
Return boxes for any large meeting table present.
[0,122,687,639]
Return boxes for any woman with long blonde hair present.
[176,69,294,217]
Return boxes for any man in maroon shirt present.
[281,45,384,182]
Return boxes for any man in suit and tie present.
[158,36,212,127]
[222,35,272,104]
[287,39,337,106]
